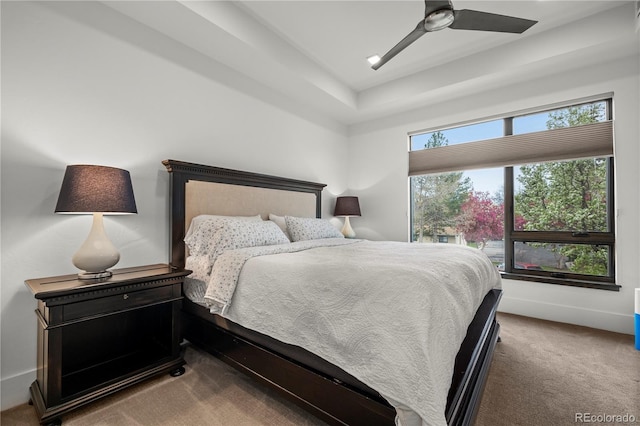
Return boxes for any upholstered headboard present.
[162,160,326,268]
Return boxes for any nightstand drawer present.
[63,285,178,322]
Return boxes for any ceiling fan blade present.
[372,22,427,70]
[450,9,537,33]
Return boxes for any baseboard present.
[499,295,634,335]
[1,369,34,411]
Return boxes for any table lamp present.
[334,196,361,238]
[55,165,137,279]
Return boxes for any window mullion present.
[504,167,514,273]
[503,117,514,273]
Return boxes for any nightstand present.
[25,264,191,425]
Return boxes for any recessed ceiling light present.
[367,55,381,65]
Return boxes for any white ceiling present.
[103,1,638,126]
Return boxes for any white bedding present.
[186,239,501,426]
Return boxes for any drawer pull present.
[123,294,129,300]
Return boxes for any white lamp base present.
[341,216,356,238]
[77,270,114,280]
[72,213,120,280]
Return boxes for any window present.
[409,99,617,290]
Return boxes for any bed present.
[162,159,502,426]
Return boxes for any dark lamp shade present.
[334,196,361,217]
[55,165,137,214]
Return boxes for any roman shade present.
[409,120,613,176]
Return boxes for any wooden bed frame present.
[163,159,502,426]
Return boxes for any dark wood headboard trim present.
[162,159,326,268]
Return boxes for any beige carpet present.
[477,313,639,426]
[2,313,638,425]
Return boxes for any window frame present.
[503,160,617,290]
[409,98,618,291]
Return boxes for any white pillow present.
[284,216,344,242]
[268,213,291,241]
[185,218,289,264]
[185,214,262,240]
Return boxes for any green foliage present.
[563,244,609,276]
[516,159,607,232]
[412,132,471,242]
[514,102,609,275]
[545,103,606,129]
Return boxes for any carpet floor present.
[2,312,638,425]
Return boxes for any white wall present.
[348,54,640,336]
[0,2,349,410]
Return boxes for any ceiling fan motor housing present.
[424,4,455,32]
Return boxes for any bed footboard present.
[182,303,396,425]
[182,289,501,426]
[446,289,502,425]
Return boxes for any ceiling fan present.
[370,0,537,70]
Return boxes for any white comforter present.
[189,239,501,426]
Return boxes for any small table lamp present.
[55,165,137,279]
[334,196,361,238]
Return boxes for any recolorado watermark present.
[575,413,637,423]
